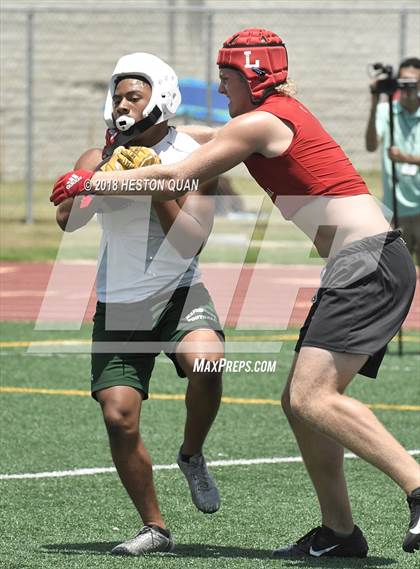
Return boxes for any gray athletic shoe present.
[111,525,174,556]
[177,451,220,513]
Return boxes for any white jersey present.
[96,128,202,303]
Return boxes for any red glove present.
[50,169,94,206]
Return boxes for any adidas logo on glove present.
[65,174,83,190]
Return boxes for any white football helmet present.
[104,52,181,130]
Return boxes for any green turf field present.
[0,172,382,263]
[1,322,419,568]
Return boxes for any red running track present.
[0,262,419,330]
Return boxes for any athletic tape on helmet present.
[217,28,288,103]
[104,52,181,131]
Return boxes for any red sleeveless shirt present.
[243,95,370,219]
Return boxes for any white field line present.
[1,450,419,481]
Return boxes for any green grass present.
[1,322,419,568]
[0,172,382,263]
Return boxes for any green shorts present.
[91,283,224,400]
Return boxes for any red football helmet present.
[217,28,288,103]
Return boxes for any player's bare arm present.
[56,148,102,231]
[176,124,218,145]
[152,178,218,258]
[90,112,293,198]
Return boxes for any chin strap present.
[97,105,162,169]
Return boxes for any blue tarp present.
[178,77,230,123]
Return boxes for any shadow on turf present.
[277,559,396,568]
[42,542,396,565]
[42,542,272,558]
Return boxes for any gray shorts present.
[295,231,416,378]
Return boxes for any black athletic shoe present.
[272,525,368,559]
[403,487,420,553]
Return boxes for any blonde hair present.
[232,67,297,98]
[274,79,297,97]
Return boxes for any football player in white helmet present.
[55,53,224,556]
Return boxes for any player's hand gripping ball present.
[97,146,161,213]
[100,146,161,171]
[113,146,161,169]
[100,146,128,171]
[50,147,160,206]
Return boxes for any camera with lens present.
[368,63,418,95]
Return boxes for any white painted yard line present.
[1,450,419,481]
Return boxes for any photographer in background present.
[365,57,420,267]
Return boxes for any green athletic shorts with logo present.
[91,283,224,400]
